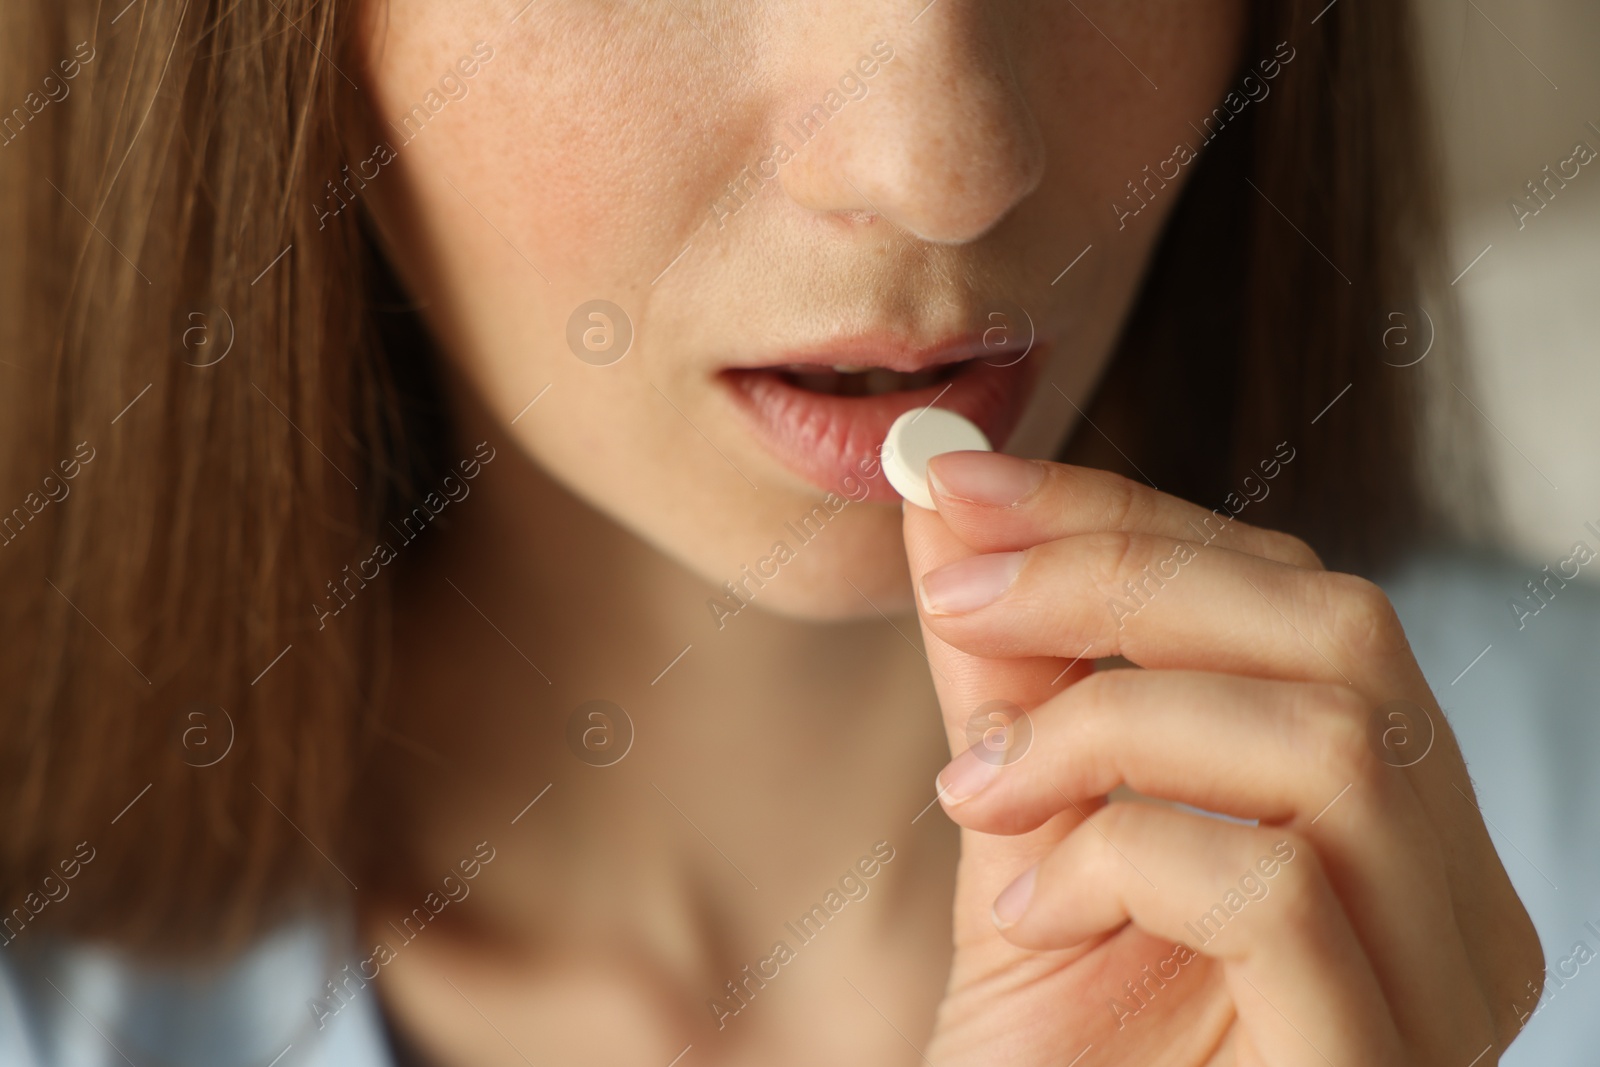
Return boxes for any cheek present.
[371,3,733,286]
[362,4,734,507]
[356,0,1249,616]
[361,3,746,460]
[362,8,804,604]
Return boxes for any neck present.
[358,376,955,977]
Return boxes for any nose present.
[777,4,1046,245]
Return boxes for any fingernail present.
[919,552,1024,615]
[927,451,1045,507]
[992,865,1037,929]
[936,746,1002,804]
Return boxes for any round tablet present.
[882,407,992,510]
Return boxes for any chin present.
[697,504,918,626]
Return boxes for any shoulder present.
[0,916,395,1067]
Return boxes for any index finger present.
[903,500,1081,755]
[926,450,1322,569]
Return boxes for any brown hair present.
[0,0,1479,955]
[1070,3,1485,566]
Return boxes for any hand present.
[902,449,1543,1066]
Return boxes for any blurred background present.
[1417,0,1600,561]
[1409,2,1600,1060]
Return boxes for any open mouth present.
[773,361,969,397]
[719,342,1043,501]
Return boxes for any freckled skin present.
[351,5,1259,1065]
[358,0,1244,619]
[342,13,1541,1067]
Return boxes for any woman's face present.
[356,0,1244,617]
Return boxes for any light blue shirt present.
[0,917,392,1067]
[2,551,1595,1065]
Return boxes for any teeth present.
[778,359,971,396]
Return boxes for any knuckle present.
[1084,529,1147,603]
[1298,684,1386,787]
[1299,679,1372,735]
[1196,829,1326,949]
[1081,805,1141,884]
[1061,670,1132,755]
[1209,518,1324,575]
[1097,470,1141,532]
[1090,796,1140,844]
[1068,665,1135,720]
[1263,529,1324,570]
[1321,573,1407,661]
[1248,830,1324,923]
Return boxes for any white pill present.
[882,408,992,510]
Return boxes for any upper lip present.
[727,331,1023,374]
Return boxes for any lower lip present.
[719,352,1045,502]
